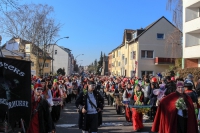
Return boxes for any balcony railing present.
[154,57,175,65]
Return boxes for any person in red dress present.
[131,84,144,132]
[152,81,198,133]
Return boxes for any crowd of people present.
[28,72,200,133]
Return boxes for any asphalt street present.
[55,98,154,133]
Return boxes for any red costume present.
[152,92,198,133]
[132,91,144,131]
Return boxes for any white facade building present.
[48,44,74,75]
[183,0,200,68]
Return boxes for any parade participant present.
[142,79,150,105]
[184,80,197,103]
[43,81,55,132]
[148,79,159,120]
[153,84,166,106]
[66,78,72,103]
[152,81,198,133]
[131,84,144,131]
[123,82,133,121]
[58,80,67,109]
[164,76,176,96]
[51,81,61,123]
[72,80,78,100]
[27,81,52,133]
[186,74,196,90]
[196,79,200,96]
[75,80,104,133]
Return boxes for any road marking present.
[101,122,132,127]
[56,124,77,128]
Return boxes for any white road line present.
[56,124,77,128]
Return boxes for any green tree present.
[57,68,65,75]
[96,51,103,75]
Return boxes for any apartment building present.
[48,44,74,75]
[110,16,181,78]
[183,0,200,68]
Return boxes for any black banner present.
[0,57,31,129]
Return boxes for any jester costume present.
[132,90,144,131]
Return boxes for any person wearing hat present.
[152,81,198,133]
[27,81,52,133]
[184,80,198,103]
[75,80,104,133]
[164,76,176,96]
[186,73,196,90]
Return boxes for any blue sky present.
[2,0,173,66]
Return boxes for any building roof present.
[59,46,71,52]
[128,16,178,43]
[109,29,135,54]
[2,38,53,60]
[1,49,24,58]
[108,16,178,54]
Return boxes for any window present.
[125,58,127,65]
[31,62,34,67]
[122,54,125,60]
[130,51,136,59]
[112,63,114,67]
[118,51,121,57]
[44,73,49,77]
[112,53,115,58]
[141,71,153,78]
[44,63,49,68]
[199,8,200,17]
[157,33,165,39]
[55,50,57,55]
[118,62,120,67]
[141,50,153,58]
[132,33,137,39]
[141,51,146,58]
[147,51,153,58]
[116,61,118,67]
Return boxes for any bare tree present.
[0,4,61,76]
[165,28,182,58]
[0,0,19,11]
[165,0,183,71]
[167,0,183,31]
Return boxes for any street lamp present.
[52,36,69,74]
[75,54,84,60]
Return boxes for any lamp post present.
[75,54,84,61]
[52,36,69,74]
[0,35,3,57]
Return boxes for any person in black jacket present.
[164,76,176,96]
[184,80,197,103]
[27,82,52,133]
[75,81,104,133]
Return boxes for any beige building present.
[2,38,52,77]
[110,16,181,78]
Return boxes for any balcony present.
[185,17,200,33]
[154,57,175,65]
